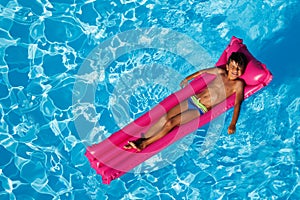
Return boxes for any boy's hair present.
[227,52,248,68]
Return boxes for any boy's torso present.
[195,71,240,110]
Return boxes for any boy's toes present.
[128,141,139,150]
[123,142,133,149]
[123,139,145,152]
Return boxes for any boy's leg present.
[143,100,188,138]
[141,109,200,149]
[124,100,190,151]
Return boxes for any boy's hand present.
[228,124,236,134]
[180,79,188,88]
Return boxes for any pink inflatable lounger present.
[85,36,273,184]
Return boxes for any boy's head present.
[226,52,248,69]
[226,52,247,80]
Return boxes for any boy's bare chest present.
[208,75,236,94]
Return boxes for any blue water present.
[1,0,300,199]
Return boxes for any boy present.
[124,52,247,151]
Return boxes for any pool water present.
[1,0,300,199]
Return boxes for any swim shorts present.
[187,96,208,115]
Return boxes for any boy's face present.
[226,60,245,80]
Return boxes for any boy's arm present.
[228,80,245,134]
[180,67,221,87]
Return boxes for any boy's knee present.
[164,118,178,129]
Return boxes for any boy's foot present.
[124,138,146,151]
